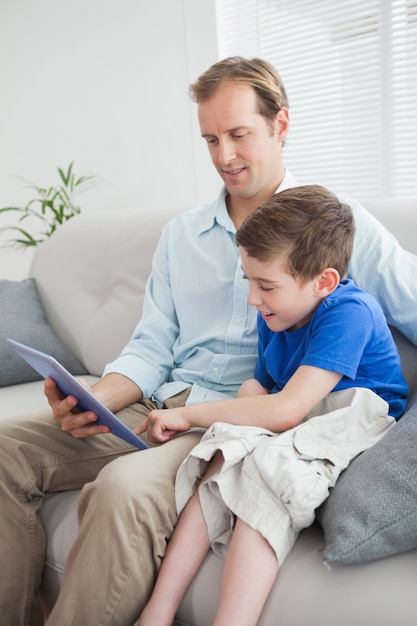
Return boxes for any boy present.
[137,185,408,626]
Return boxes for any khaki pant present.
[0,389,200,626]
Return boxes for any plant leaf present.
[0,206,22,214]
[0,225,43,248]
[0,161,97,248]
[58,162,74,188]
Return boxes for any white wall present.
[0,0,221,279]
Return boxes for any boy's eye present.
[241,273,274,292]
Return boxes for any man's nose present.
[218,139,236,165]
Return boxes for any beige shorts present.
[175,387,395,566]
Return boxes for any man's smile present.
[223,166,246,177]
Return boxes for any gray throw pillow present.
[317,387,417,564]
[1,278,87,386]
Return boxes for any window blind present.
[216,0,417,198]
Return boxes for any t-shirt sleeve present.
[300,298,374,380]
[254,315,277,389]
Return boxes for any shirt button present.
[235,318,242,325]
[212,368,219,374]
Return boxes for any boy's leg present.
[139,451,224,626]
[214,518,278,626]
[0,409,139,626]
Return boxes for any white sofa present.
[1,198,417,625]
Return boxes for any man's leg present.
[139,451,224,626]
[46,389,202,626]
[46,432,202,625]
[0,409,140,626]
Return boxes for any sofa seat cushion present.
[178,527,417,626]
[39,490,81,611]
[39,489,417,626]
[0,375,100,420]
[40,490,417,626]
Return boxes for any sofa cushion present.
[318,385,417,564]
[0,278,87,386]
[29,209,182,376]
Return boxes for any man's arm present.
[345,194,417,345]
[45,373,143,439]
[45,221,183,440]
[99,221,188,397]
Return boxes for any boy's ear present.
[314,268,340,296]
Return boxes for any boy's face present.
[198,82,288,210]
[240,247,321,332]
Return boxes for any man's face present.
[198,82,288,207]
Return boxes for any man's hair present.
[236,185,355,283]
[189,56,289,128]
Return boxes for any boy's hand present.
[134,407,192,444]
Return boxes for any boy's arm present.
[135,365,342,443]
[237,378,269,398]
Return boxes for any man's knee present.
[79,431,202,520]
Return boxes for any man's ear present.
[275,108,290,143]
[314,268,340,297]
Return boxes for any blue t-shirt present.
[255,279,408,419]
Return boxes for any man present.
[1,57,416,626]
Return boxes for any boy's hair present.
[236,185,355,283]
[189,56,288,131]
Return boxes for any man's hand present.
[44,377,110,439]
[134,406,192,444]
[45,372,144,439]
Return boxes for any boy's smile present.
[240,247,322,332]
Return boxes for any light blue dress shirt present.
[341,191,417,343]
[104,170,417,404]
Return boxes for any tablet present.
[7,338,148,450]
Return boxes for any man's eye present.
[260,285,273,292]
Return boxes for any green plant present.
[0,162,97,248]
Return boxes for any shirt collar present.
[276,168,299,193]
[197,187,233,236]
[197,168,299,236]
